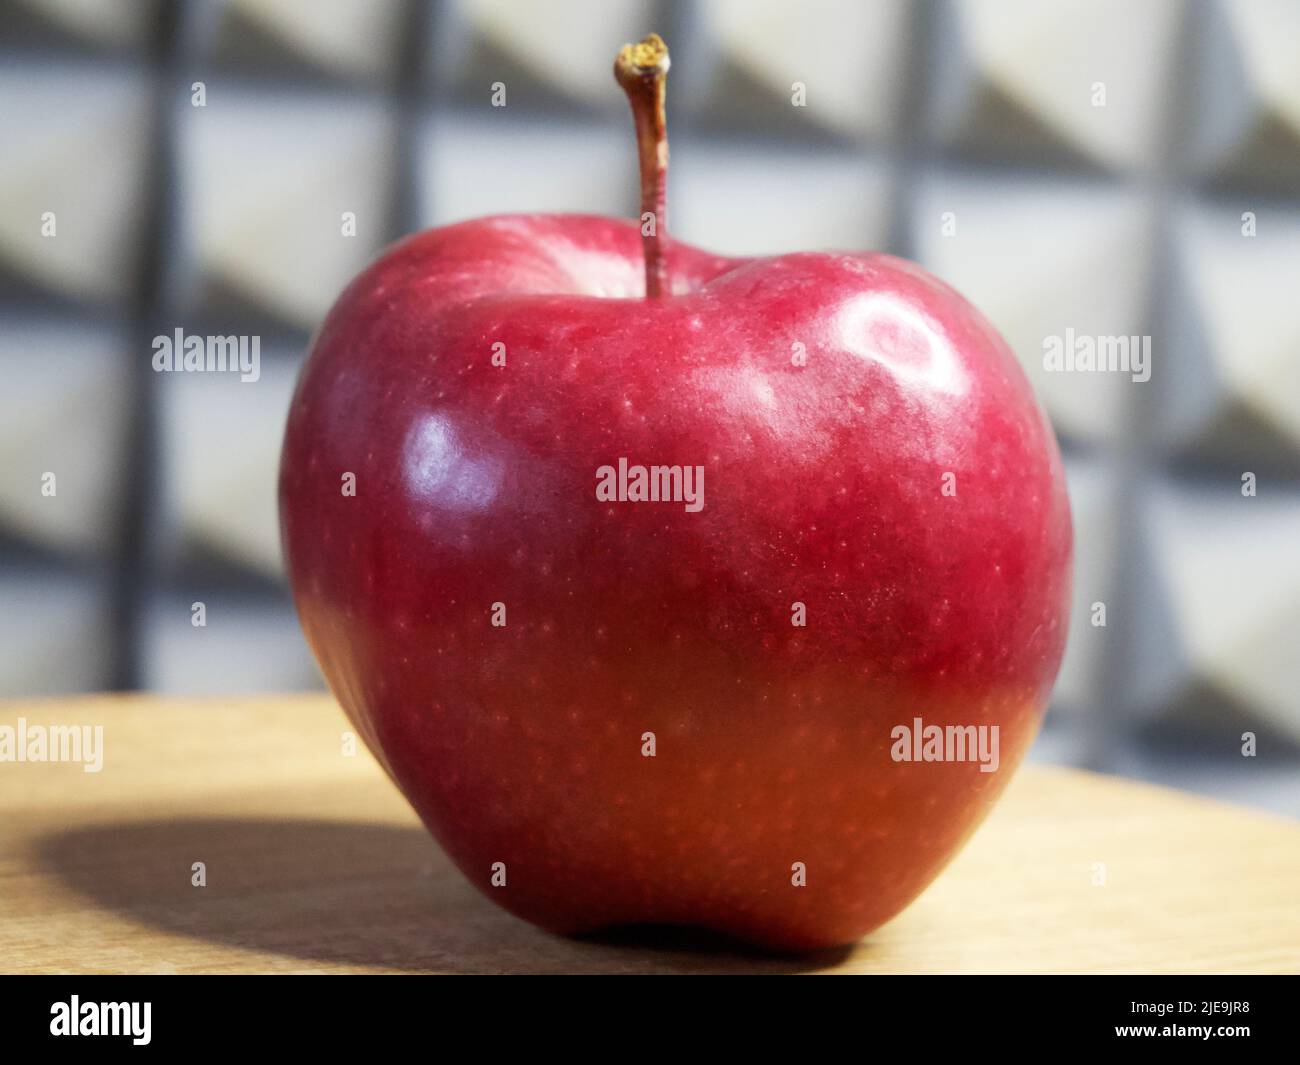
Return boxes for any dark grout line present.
[111,0,206,690]
[881,0,937,260]
[108,7,170,689]
[387,0,436,241]
[1080,0,1208,772]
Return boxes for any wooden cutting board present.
[1,694,1296,974]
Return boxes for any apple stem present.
[615,33,671,298]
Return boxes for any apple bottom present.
[310,618,1044,952]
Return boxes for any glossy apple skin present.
[279,214,1072,952]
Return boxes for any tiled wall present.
[1,0,1297,814]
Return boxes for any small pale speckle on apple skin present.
[279,214,1072,952]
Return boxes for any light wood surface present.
[1,694,1297,974]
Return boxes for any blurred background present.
[0,0,1297,814]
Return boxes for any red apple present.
[279,35,1071,951]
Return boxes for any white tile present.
[156,347,298,579]
[1051,457,1119,715]
[1191,0,1300,185]
[141,592,322,694]
[1131,477,1300,744]
[0,571,113,696]
[0,319,130,556]
[1159,200,1300,465]
[7,0,157,50]
[694,0,909,140]
[913,173,1156,443]
[672,142,888,255]
[180,89,393,329]
[439,0,656,108]
[0,62,150,305]
[215,0,406,84]
[420,113,633,226]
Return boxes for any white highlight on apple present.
[403,414,503,512]
[834,293,967,396]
